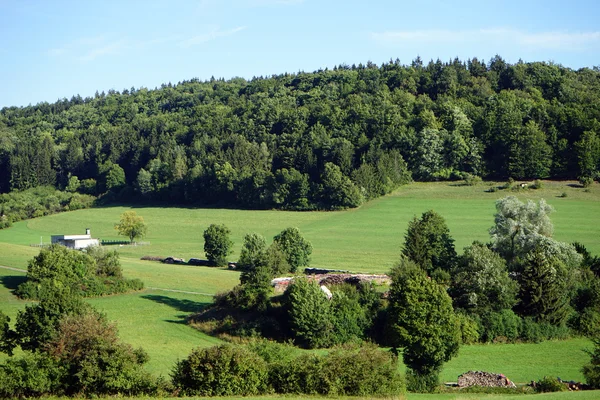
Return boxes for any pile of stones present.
[457,371,516,388]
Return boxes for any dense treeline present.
[1,57,599,210]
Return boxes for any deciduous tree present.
[115,210,147,244]
[203,224,233,267]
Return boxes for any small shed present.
[51,228,99,250]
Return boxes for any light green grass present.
[0,181,598,392]
[1,181,598,274]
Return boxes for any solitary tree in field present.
[203,224,233,267]
[115,211,147,244]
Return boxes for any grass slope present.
[1,181,598,274]
[0,181,598,390]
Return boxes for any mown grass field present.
[1,180,598,273]
[0,180,599,396]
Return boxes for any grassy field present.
[1,180,598,274]
[0,180,599,395]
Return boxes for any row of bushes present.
[458,310,572,344]
[0,186,95,229]
[172,341,404,397]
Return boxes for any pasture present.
[0,180,598,274]
[0,180,599,392]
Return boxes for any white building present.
[51,228,99,250]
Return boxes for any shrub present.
[479,310,521,343]
[560,191,568,197]
[172,344,268,396]
[583,335,600,389]
[580,176,594,188]
[455,313,480,344]
[0,352,64,398]
[463,173,482,186]
[406,369,439,393]
[531,179,544,189]
[268,345,404,396]
[44,311,157,396]
[269,353,323,394]
[319,344,404,396]
[535,376,567,392]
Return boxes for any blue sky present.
[1,0,599,108]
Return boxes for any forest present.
[1,56,600,211]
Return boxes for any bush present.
[479,310,521,343]
[45,311,158,396]
[580,176,594,188]
[583,336,600,389]
[268,344,404,396]
[531,179,544,189]
[0,352,64,398]
[269,353,323,394]
[463,173,482,186]
[535,376,567,392]
[319,344,404,396]
[172,344,268,396]
[406,369,439,393]
[456,313,480,344]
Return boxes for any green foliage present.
[284,277,333,348]
[0,352,64,398]
[0,186,94,229]
[405,369,440,393]
[580,176,594,188]
[455,312,480,344]
[115,210,147,243]
[237,232,267,272]
[14,288,91,351]
[0,311,16,355]
[490,196,554,263]
[450,242,518,314]
[267,344,404,396]
[516,247,572,325]
[203,223,233,267]
[319,162,364,209]
[273,227,312,273]
[583,335,600,389]
[479,309,522,342]
[16,244,143,299]
[402,209,456,274]
[387,258,461,376]
[45,310,158,396]
[535,376,568,392]
[171,344,268,396]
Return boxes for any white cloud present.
[370,28,600,52]
[179,26,247,48]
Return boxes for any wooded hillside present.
[1,56,599,209]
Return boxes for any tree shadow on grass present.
[0,275,27,292]
[141,294,211,324]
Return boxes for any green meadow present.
[0,181,599,394]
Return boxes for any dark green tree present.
[387,258,460,391]
[203,224,233,267]
[273,227,312,273]
[285,277,333,349]
[402,210,456,275]
[0,311,16,355]
[583,334,600,389]
[516,247,571,325]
